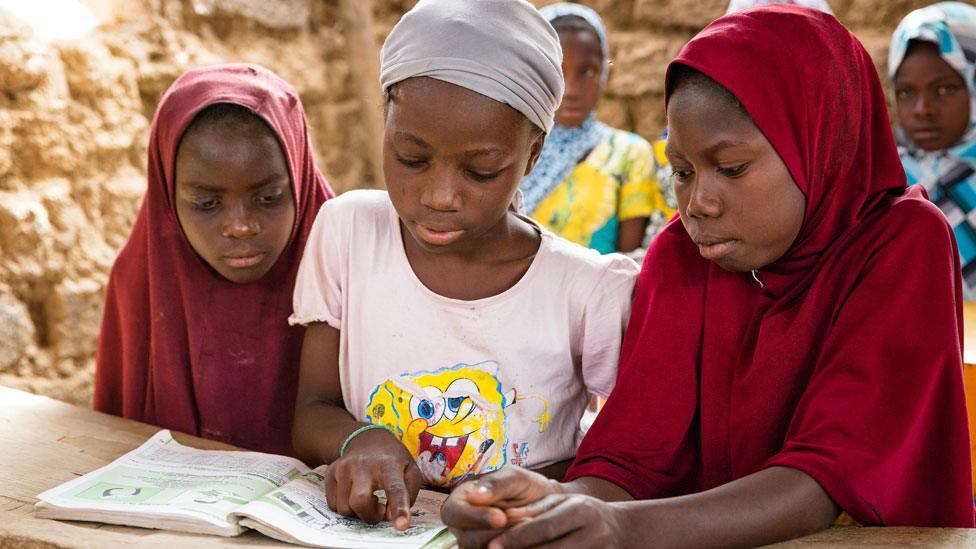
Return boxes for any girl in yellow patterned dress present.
[520,3,673,254]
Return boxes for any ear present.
[523,130,546,176]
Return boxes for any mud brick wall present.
[0,0,938,404]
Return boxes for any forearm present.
[292,399,363,466]
[293,322,362,466]
[617,217,649,252]
[609,466,838,548]
[562,475,634,502]
[532,459,573,481]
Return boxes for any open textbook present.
[35,430,452,548]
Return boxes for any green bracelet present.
[339,424,395,457]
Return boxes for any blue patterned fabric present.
[520,113,611,215]
[889,2,976,297]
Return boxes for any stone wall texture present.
[0,0,943,405]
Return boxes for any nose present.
[684,175,721,219]
[420,167,460,212]
[910,92,934,118]
[221,202,260,239]
[563,70,580,99]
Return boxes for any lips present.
[693,237,737,261]
[910,127,942,141]
[557,105,588,120]
[223,251,266,269]
[413,223,465,247]
[417,431,469,476]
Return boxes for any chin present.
[222,271,264,284]
[215,262,273,284]
[713,256,763,273]
[915,140,952,152]
[714,261,747,273]
[555,116,586,128]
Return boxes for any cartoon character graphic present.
[364,361,515,486]
[510,441,530,467]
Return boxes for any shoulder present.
[304,189,396,256]
[319,189,392,216]
[541,231,640,285]
[606,128,653,156]
[315,189,394,230]
[869,186,951,245]
[845,186,956,274]
[107,215,150,288]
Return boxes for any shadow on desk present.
[2,383,975,547]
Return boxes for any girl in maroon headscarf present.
[94,64,333,456]
[441,6,974,547]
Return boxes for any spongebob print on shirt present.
[364,361,549,487]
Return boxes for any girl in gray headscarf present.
[290,0,639,531]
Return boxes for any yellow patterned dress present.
[529,129,673,253]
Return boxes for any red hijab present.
[567,7,974,527]
[94,64,334,455]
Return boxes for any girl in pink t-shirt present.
[289,0,638,531]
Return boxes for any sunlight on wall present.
[0,0,99,41]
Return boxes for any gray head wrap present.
[725,0,834,15]
[539,2,610,87]
[380,0,565,133]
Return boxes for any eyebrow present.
[393,131,431,149]
[664,139,749,161]
[896,71,964,86]
[463,147,506,158]
[703,139,749,156]
[929,75,965,85]
[394,131,505,158]
[183,172,289,193]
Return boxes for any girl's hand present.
[324,428,423,530]
[441,466,564,548]
[486,493,627,549]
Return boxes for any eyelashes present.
[394,154,503,183]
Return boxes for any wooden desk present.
[0,385,284,548]
[963,302,976,492]
[962,301,976,367]
[2,386,974,548]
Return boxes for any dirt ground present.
[0,0,942,404]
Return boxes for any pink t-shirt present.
[290,190,638,486]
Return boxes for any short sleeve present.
[762,203,974,527]
[578,254,640,397]
[289,200,344,328]
[617,135,672,222]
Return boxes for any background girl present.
[889,2,976,298]
[520,2,672,255]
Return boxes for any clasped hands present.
[441,466,627,549]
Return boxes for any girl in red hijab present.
[94,64,333,456]
[441,6,974,547]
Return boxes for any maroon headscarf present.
[567,7,975,527]
[94,64,334,455]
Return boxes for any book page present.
[35,430,309,534]
[234,466,449,548]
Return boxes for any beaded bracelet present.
[339,424,396,457]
